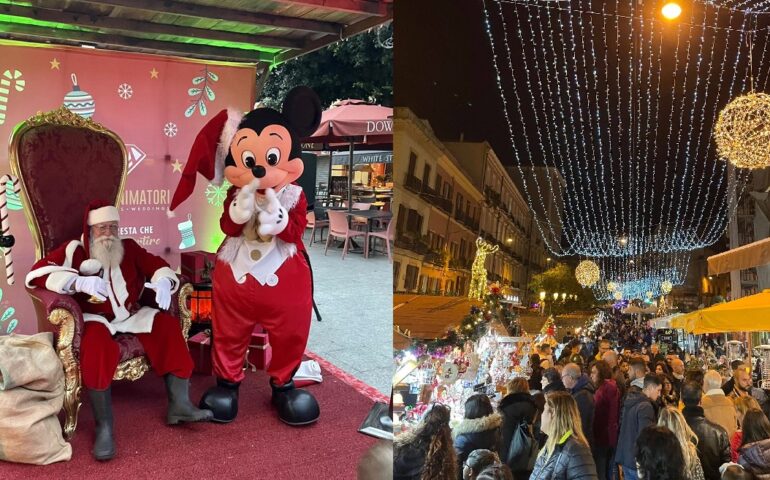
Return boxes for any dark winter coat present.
[498,392,538,474]
[593,379,620,448]
[453,412,502,479]
[570,375,596,447]
[530,434,599,480]
[393,441,426,480]
[683,406,732,480]
[739,437,770,479]
[615,386,656,469]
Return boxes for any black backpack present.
[506,418,539,472]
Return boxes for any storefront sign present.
[331,150,392,165]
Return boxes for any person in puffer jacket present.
[530,391,598,480]
[738,408,770,478]
[454,394,503,480]
[497,377,538,480]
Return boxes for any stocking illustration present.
[177,214,196,249]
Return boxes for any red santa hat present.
[81,200,120,274]
[169,108,244,213]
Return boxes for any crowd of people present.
[393,336,770,480]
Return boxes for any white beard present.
[90,235,124,270]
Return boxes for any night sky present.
[394,0,770,257]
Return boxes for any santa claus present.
[25,201,213,461]
[169,87,321,426]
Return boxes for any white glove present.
[74,276,110,301]
[229,179,260,224]
[256,188,288,237]
[144,277,172,310]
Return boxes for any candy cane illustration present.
[0,70,25,125]
[0,175,19,284]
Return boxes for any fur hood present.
[452,412,502,438]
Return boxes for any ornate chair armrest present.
[26,286,84,356]
[175,275,193,341]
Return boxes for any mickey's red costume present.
[170,87,321,426]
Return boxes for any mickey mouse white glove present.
[229,179,260,224]
[73,276,110,301]
[257,188,288,237]
[144,277,172,310]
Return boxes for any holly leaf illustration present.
[207,70,219,81]
[198,100,207,116]
[192,76,205,85]
[188,88,202,96]
[1,307,14,323]
[185,103,197,118]
[205,85,215,101]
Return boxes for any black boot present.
[271,380,320,426]
[88,388,115,461]
[199,378,240,423]
[165,374,214,424]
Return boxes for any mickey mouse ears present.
[283,86,321,138]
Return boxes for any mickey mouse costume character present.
[169,87,321,426]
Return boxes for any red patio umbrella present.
[303,99,393,211]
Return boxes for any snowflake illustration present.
[205,180,231,207]
[164,122,178,137]
[117,83,133,100]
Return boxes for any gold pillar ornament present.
[575,260,600,287]
[468,237,499,300]
[714,91,770,169]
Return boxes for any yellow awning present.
[675,289,770,334]
[708,237,770,275]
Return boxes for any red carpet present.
[1,353,382,479]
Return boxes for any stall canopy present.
[0,1,393,65]
[621,305,658,315]
[708,237,770,276]
[675,289,770,334]
[650,313,683,330]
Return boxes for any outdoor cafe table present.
[346,210,392,255]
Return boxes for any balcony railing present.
[395,234,430,255]
[404,173,422,193]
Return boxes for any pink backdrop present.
[0,39,257,335]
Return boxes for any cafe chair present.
[324,210,368,260]
[9,107,193,439]
[366,217,394,262]
[305,210,328,245]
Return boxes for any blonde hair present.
[506,377,529,395]
[735,396,762,427]
[541,391,589,459]
[657,407,699,473]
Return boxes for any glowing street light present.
[561,293,567,301]
[540,291,546,301]
[662,2,682,20]
[553,292,559,301]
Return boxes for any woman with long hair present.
[590,360,620,480]
[738,408,770,476]
[657,406,705,480]
[659,374,679,408]
[454,394,503,480]
[498,377,538,480]
[731,396,762,462]
[394,403,457,480]
[530,391,598,479]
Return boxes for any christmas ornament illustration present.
[63,73,95,118]
[164,122,178,137]
[177,213,196,250]
[185,66,218,118]
[204,179,231,207]
[117,83,133,100]
[0,69,25,125]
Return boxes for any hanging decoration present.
[468,237,499,300]
[661,280,674,294]
[575,260,600,287]
[481,0,756,258]
[714,92,770,169]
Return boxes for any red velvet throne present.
[9,107,193,439]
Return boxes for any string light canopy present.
[575,260,601,287]
[590,251,690,300]
[714,91,770,169]
[482,0,757,258]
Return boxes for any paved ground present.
[304,230,392,396]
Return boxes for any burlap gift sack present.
[0,332,72,464]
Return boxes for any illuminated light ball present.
[607,282,617,292]
[661,2,682,20]
[646,291,653,299]
[661,280,673,294]
[613,291,623,301]
[575,260,600,287]
[714,92,770,169]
